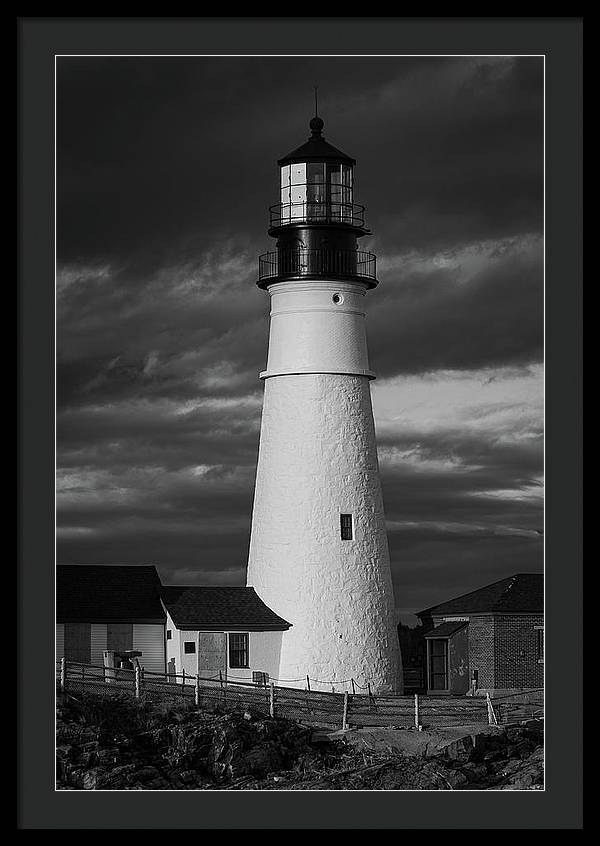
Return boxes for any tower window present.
[166,630,172,640]
[183,641,196,654]
[340,513,353,540]
[229,633,249,669]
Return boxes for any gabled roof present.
[160,586,292,631]
[417,574,543,618]
[57,565,165,623]
[423,621,469,638]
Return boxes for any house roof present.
[160,586,292,631]
[417,574,543,618]
[57,565,165,623]
[423,621,469,639]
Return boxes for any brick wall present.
[494,614,544,688]
[424,612,544,692]
[466,615,496,689]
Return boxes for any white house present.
[160,585,291,683]
[56,565,166,673]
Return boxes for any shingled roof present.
[160,586,292,631]
[57,565,165,623]
[417,574,543,618]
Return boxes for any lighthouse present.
[246,111,402,694]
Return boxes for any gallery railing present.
[269,200,366,229]
[258,248,376,284]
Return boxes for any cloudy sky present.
[57,56,544,623]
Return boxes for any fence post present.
[351,678,356,695]
[306,675,310,692]
[414,693,420,729]
[135,665,141,699]
[60,657,66,692]
[486,692,498,726]
[342,691,349,731]
[195,675,200,707]
[82,664,85,692]
[269,682,275,718]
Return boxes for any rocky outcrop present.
[56,691,543,790]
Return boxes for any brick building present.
[417,574,543,696]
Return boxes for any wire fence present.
[55,660,543,730]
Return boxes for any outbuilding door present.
[197,632,227,678]
[428,639,449,690]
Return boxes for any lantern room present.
[259,114,377,289]
[271,116,364,230]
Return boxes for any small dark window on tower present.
[166,630,172,640]
[340,513,353,540]
[183,641,196,654]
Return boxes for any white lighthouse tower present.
[247,113,402,693]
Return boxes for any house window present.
[340,513,353,540]
[183,641,196,654]
[535,627,544,661]
[166,630,172,640]
[229,633,249,669]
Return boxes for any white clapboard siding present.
[133,624,165,673]
[56,624,64,661]
[91,624,107,665]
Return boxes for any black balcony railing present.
[269,201,366,229]
[258,248,377,286]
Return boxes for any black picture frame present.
[19,16,582,830]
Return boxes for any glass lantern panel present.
[290,163,306,220]
[328,163,342,221]
[341,164,353,222]
[307,162,326,216]
[280,165,291,223]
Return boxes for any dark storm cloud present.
[57,56,544,613]
[58,56,542,269]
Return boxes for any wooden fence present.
[56,660,542,730]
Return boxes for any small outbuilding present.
[417,573,543,696]
[160,586,292,683]
[56,565,166,673]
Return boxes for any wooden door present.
[64,622,91,664]
[429,639,449,690]
[197,632,227,677]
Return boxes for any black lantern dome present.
[257,114,377,289]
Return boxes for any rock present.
[233,741,285,777]
[444,769,469,789]
[130,766,161,784]
[483,749,505,764]
[56,745,72,761]
[146,777,171,789]
[442,735,473,762]
[97,747,121,765]
[497,759,522,778]
[75,751,96,769]
[461,762,488,782]
[82,767,105,790]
